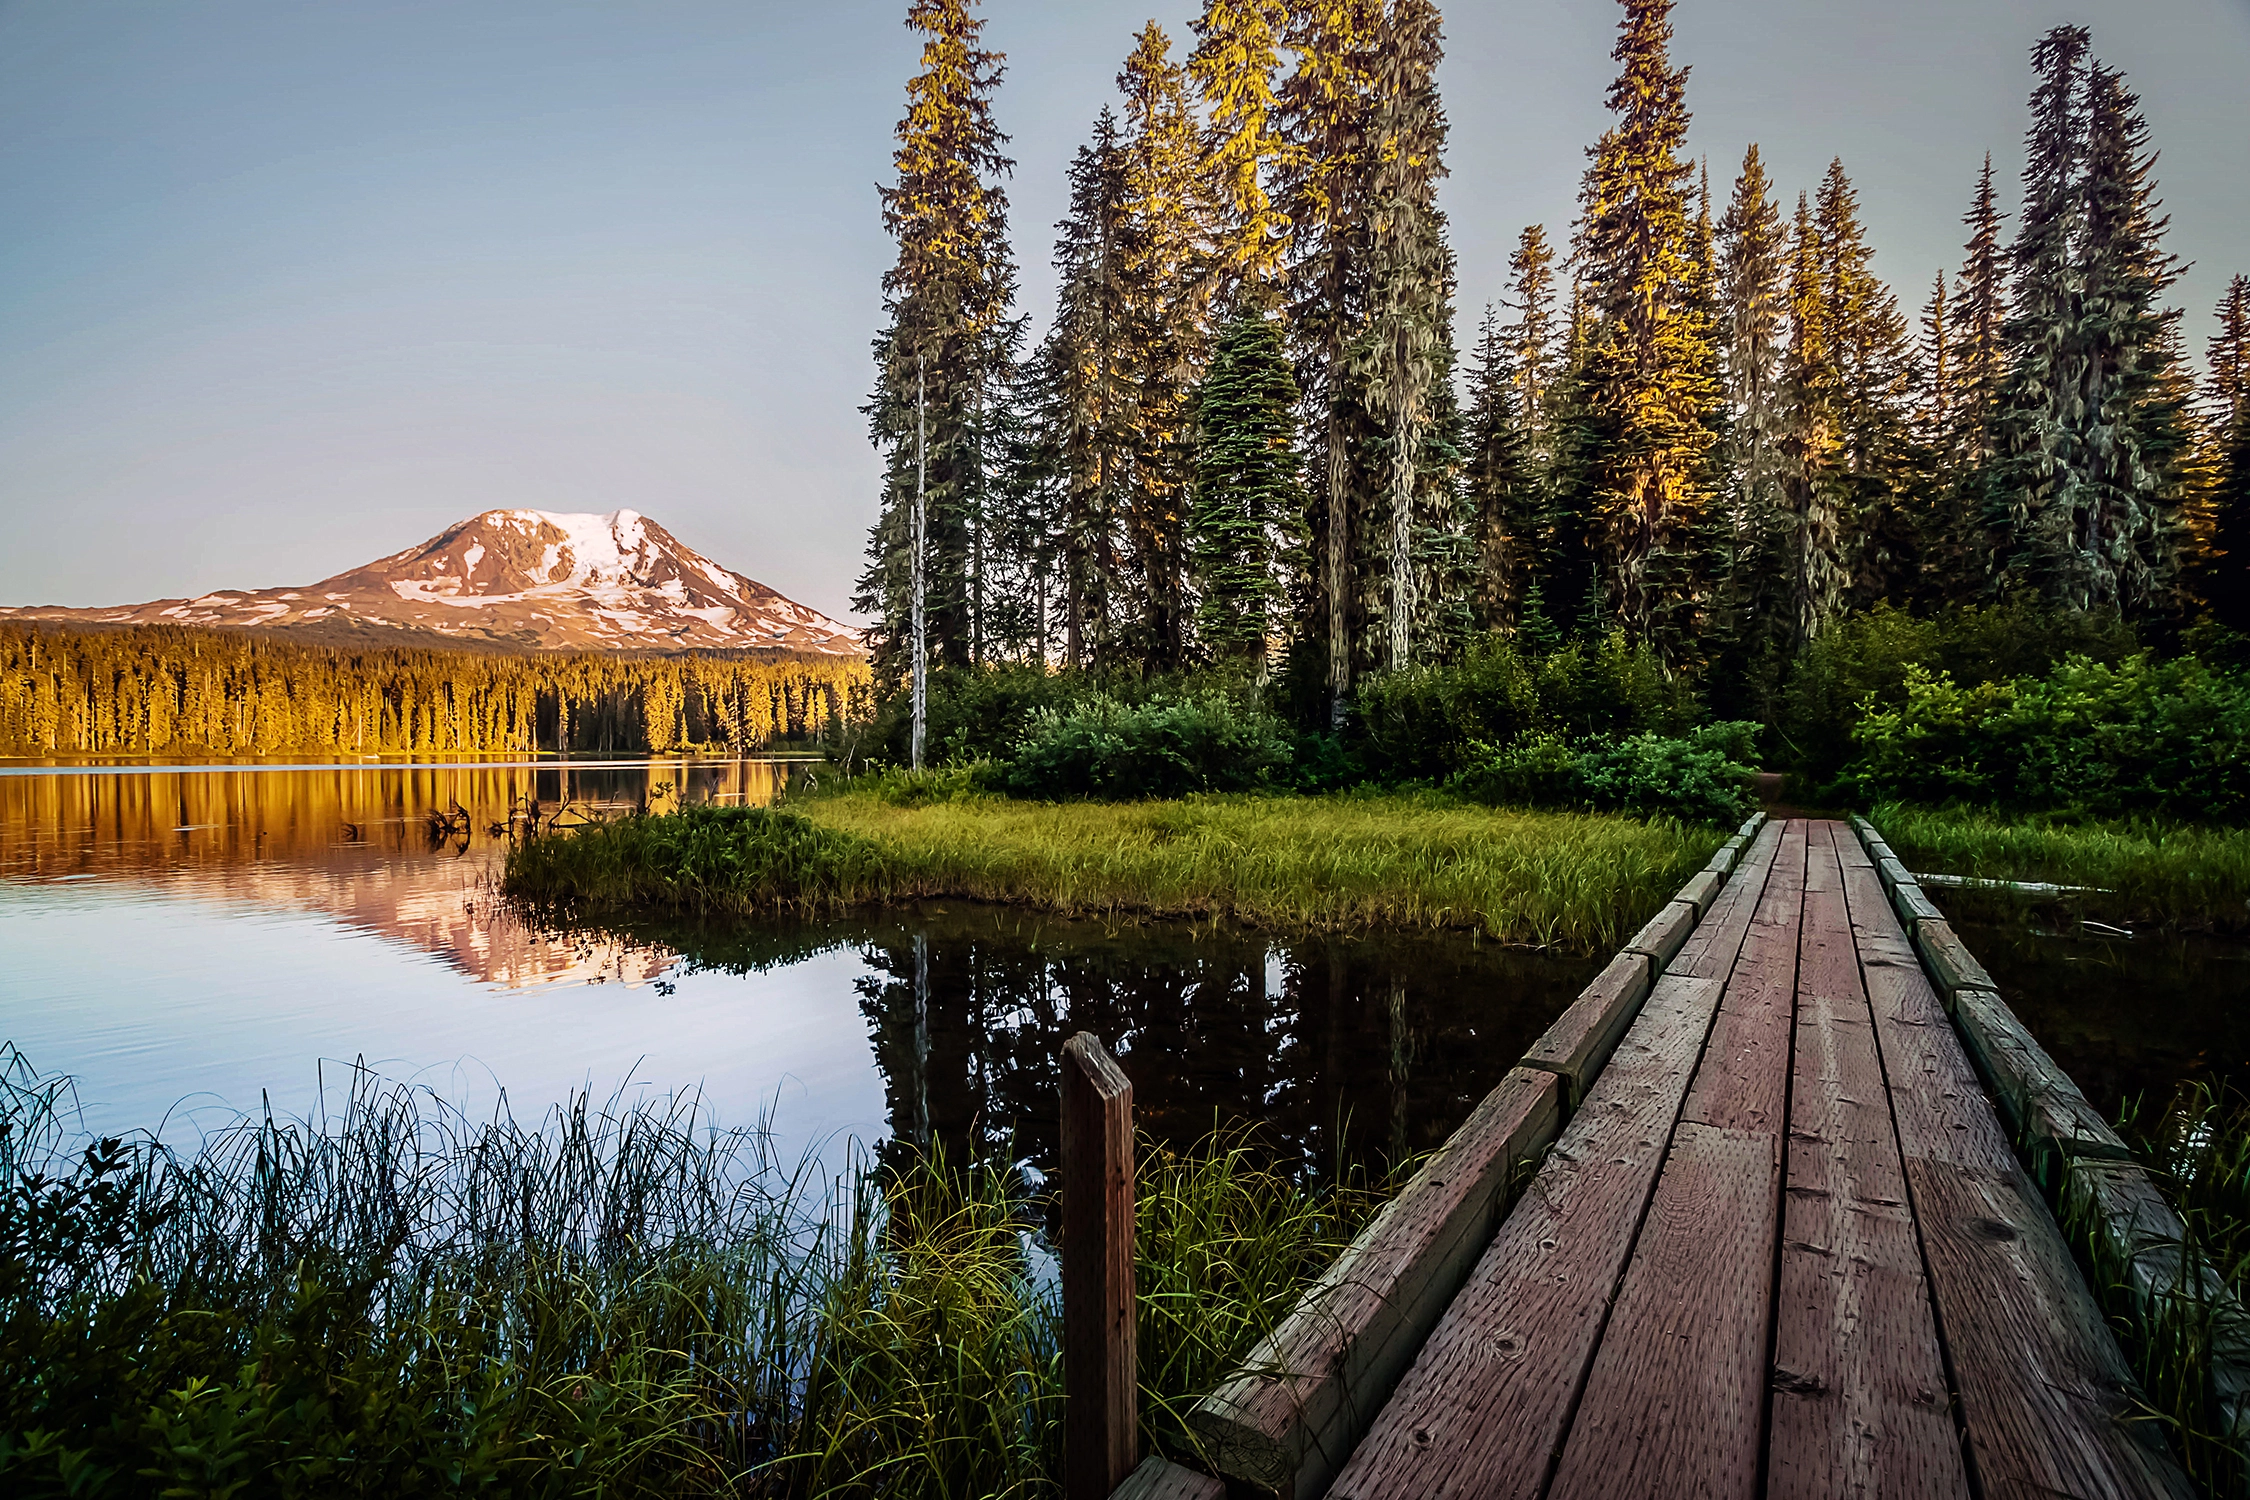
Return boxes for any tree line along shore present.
[0,622,871,758]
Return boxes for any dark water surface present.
[0,759,1593,1178]
[1954,910,2250,1118]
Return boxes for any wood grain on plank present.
[1769,825,1968,1500]
[1062,1034,1138,1500]
[1522,950,1653,1109]
[1951,989,2130,1166]
[1627,899,1701,969]
[1892,880,1945,931]
[1189,1068,1561,1497]
[1683,819,1806,1135]
[1906,1162,2195,1499]
[1708,836,1746,876]
[1677,867,1726,917]
[1672,819,1786,982]
[1838,829,1878,871]
[1108,1455,1225,1500]
[1911,920,1998,1010]
[1323,974,1729,1500]
[1841,866,2196,1498]
[1546,1122,1779,1500]
[1543,822,1803,1498]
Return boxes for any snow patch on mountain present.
[1,509,861,656]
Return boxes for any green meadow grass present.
[0,1049,1379,1499]
[1869,802,2250,932]
[506,790,1722,953]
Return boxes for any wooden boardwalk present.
[1145,818,2195,1500]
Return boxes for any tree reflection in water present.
[614,903,1600,1185]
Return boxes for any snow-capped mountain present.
[0,510,862,655]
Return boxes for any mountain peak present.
[2,511,861,656]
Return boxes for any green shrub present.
[1450,723,1759,826]
[1841,654,2250,819]
[1353,632,1701,783]
[864,662,1098,767]
[1778,602,2139,783]
[507,803,882,913]
[995,694,1296,801]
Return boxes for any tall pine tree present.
[858,0,1017,683]
[1570,0,1721,661]
[1118,24,1220,671]
[1356,0,1454,671]
[1505,225,1559,467]
[1190,311,1303,663]
[2065,60,2188,616]
[1032,110,1136,669]
[1464,305,1534,631]
[2212,277,2250,631]
[1277,0,1380,721]
[1189,0,1292,306]
[1707,144,1791,706]
[1986,25,2093,602]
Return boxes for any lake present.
[0,757,1595,1179]
[6,759,2240,1176]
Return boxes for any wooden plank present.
[1109,1455,1225,1500]
[1951,989,2131,1171]
[1189,1068,1561,1498]
[1682,819,1806,1135]
[2065,1160,2250,1448]
[1769,826,1968,1500]
[1063,1033,1138,1499]
[1707,836,1747,877]
[1626,899,1700,969]
[1545,1123,1777,1500]
[1907,1162,2194,1499]
[1543,824,1806,1498]
[1522,951,1654,1110]
[1741,813,1768,840]
[1323,974,1729,1500]
[1892,879,1945,931]
[1677,867,1726,917]
[1841,869,2196,1498]
[1673,819,1787,983]
[1912,919,1997,1011]
[1878,854,1915,895]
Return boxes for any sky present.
[2,0,2246,625]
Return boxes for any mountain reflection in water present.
[0,757,1596,1179]
[0,758,785,988]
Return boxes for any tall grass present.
[1870,802,2250,932]
[2083,1084,2250,1495]
[507,790,1721,953]
[0,1048,1375,1499]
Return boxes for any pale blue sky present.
[3,0,2245,622]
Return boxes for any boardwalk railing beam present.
[1846,815,2250,1465]
[1063,1032,1137,1500]
[1187,818,1770,1497]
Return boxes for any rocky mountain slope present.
[1,510,861,655]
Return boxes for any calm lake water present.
[0,758,1594,1178]
[5,759,2241,1173]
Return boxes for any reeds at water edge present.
[0,1045,1378,1498]
[504,791,1722,953]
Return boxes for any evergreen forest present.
[0,624,870,757]
[857,0,2250,748]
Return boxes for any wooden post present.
[1062,1032,1136,1499]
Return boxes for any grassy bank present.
[0,1049,1378,1500]
[2093,1085,2250,1494]
[506,790,1724,952]
[1869,803,2250,932]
